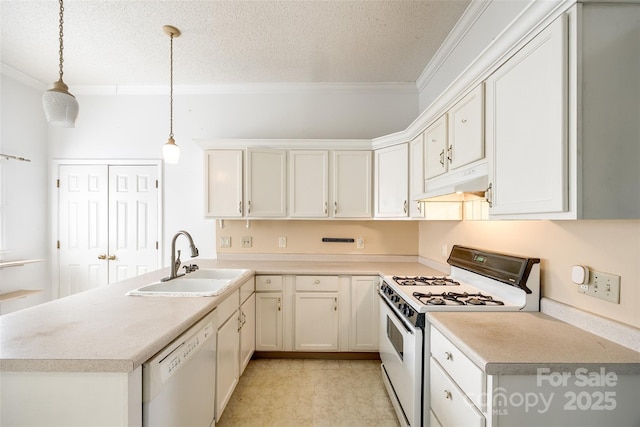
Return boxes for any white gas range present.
[378,245,541,427]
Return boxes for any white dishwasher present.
[143,310,217,427]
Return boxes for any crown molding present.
[0,63,46,91]
[416,0,493,93]
[196,139,373,151]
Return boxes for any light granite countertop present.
[0,258,441,373]
[427,311,640,375]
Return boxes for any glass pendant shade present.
[163,137,180,164]
[42,80,79,128]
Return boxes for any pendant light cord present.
[57,0,65,82]
[169,32,174,139]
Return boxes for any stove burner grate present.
[412,291,505,306]
[393,276,460,286]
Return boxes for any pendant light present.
[162,25,181,164]
[42,0,79,128]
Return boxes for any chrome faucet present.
[162,230,199,281]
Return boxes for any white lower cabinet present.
[255,275,284,351]
[349,276,379,351]
[294,276,340,351]
[239,292,255,375]
[215,279,254,422]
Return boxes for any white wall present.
[0,74,50,312]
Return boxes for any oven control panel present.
[380,281,424,328]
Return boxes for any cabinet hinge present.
[56,179,60,188]
[155,180,158,189]
[57,240,60,249]
[156,241,159,250]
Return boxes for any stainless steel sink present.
[127,269,249,297]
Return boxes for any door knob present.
[108,254,116,261]
[98,254,107,260]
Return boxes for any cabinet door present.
[216,311,240,422]
[486,16,568,215]
[205,150,243,217]
[289,150,329,217]
[333,151,372,218]
[424,115,448,180]
[294,292,339,351]
[374,144,408,218]
[350,276,379,351]
[409,134,425,218]
[255,292,283,351]
[239,293,255,375]
[448,84,484,170]
[245,148,287,217]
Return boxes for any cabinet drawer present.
[218,289,239,324]
[256,275,283,291]
[295,275,339,291]
[240,277,255,303]
[431,326,484,410]
[430,357,485,427]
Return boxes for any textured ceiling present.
[1,0,470,87]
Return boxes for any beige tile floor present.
[217,358,400,427]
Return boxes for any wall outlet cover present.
[241,236,252,248]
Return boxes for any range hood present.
[415,162,489,203]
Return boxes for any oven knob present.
[391,295,400,303]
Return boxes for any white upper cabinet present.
[486,15,568,216]
[205,150,243,217]
[289,150,329,218]
[447,85,484,170]
[245,148,287,217]
[424,115,448,180]
[333,150,372,218]
[487,3,640,219]
[409,134,425,218]
[374,143,409,218]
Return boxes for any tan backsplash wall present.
[216,220,419,255]
[419,220,640,328]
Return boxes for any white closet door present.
[108,165,159,284]
[58,165,109,295]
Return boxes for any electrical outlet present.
[220,237,231,248]
[578,269,620,304]
[278,236,287,248]
[241,236,252,248]
[357,237,365,249]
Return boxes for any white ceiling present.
[1,1,470,88]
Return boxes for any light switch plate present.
[577,269,620,304]
[220,237,231,248]
[278,236,287,248]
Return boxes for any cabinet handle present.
[403,200,407,214]
[439,149,445,166]
[277,297,281,311]
[324,201,328,215]
[314,279,320,284]
[266,279,271,284]
[444,390,452,400]
[247,200,251,214]
[445,351,453,361]
[334,201,337,215]
[98,254,107,260]
[239,201,242,214]
[108,254,116,261]
[447,145,453,164]
[485,183,493,208]
[461,118,468,123]
[334,297,338,311]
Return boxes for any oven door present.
[379,296,423,426]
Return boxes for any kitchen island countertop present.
[0,258,442,373]
[427,311,640,375]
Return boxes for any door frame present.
[51,159,163,299]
